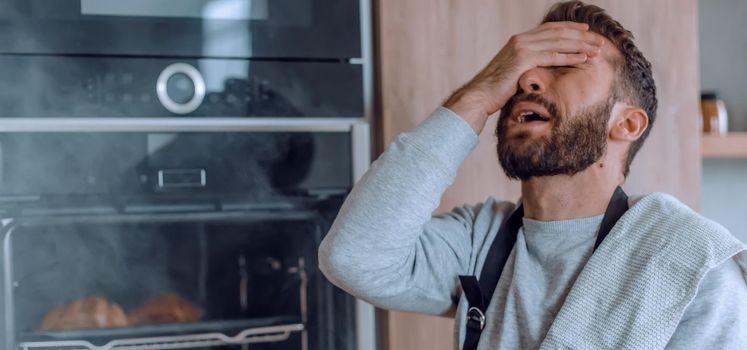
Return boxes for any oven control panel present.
[0,56,364,118]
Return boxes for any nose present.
[517,68,549,95]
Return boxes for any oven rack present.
[8,254,310,350]
[17,323,304,350]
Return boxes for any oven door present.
[0,0,360,59]
[1,200,354,350]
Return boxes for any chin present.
[503,132,548,150]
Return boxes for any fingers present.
[524,21,604,46]
[528,38,601,57]
[530,27,604,47]
[513,21,603,67]
[535,51,589,67]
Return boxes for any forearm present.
[443,88,494,134]
[318,107,479,313]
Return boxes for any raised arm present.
[319,21,603,315]
[319,107,480,315]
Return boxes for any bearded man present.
[319,1,747,349]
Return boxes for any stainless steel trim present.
[351,123,370,183]
[356,300,377,350]
[351,121,376,350]
[81,0,269,20]
[156,63,207,115]
[358,0,375,125]
[9,211,316,226]
[0,118,368,133]
[2,224,16,350]
[18,323,305,350]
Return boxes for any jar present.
[700,92,728,134]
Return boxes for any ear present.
[609,107,649,142]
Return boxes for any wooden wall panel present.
[375,1,699,349]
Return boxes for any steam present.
[11,221,201,332]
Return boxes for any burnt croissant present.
[127,293,203,325]
[39,295,129,331]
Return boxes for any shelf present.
[701,133,747,158]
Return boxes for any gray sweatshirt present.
[319,107,747,349]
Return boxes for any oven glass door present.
[0,0,360,59]
[2,203,355,350]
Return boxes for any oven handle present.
[0,118,367,133]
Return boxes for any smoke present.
[10,221,202,332]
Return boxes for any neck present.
[520,163,623,221]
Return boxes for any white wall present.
[699,0,747,243]
[699,0,747,131]
[702,159,747,242]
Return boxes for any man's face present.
[495,35,619,181]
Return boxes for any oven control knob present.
[156,63,206,115]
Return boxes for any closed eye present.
[551,65,582,75]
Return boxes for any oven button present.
[167,73,194,104]
[156,63,206,115]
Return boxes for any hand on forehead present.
[541,21,618,61]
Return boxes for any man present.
[320,1,747,349]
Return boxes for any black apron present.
[459,186,629,350]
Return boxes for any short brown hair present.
[542,1,657,177]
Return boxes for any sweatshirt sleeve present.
[664,256,747,349]
[318,107,480,315]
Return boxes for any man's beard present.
[495,94,612,181]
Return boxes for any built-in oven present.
[0,0,372,119]
[0,0,375,348]
[0,120,374,350]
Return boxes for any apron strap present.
[459,186,629,349]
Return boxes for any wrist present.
[443,90,491,134]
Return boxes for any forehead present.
[594,34,623,71]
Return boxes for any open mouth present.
[516,111,550,123]
[507,99,555,126]
[503,100,555,132]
